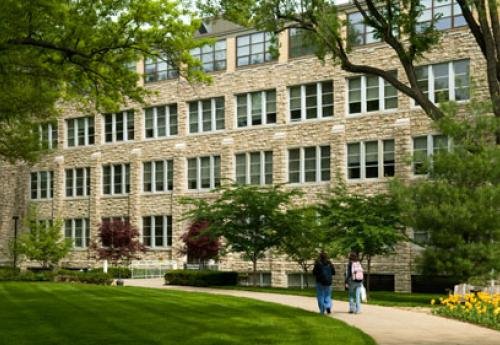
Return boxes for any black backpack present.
[319,263,334,286]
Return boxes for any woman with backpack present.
[312,252,336,315]
[345,252,364,314]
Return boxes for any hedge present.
[0,267,54,282]
[55,270,113,285]
[165,270,238,287]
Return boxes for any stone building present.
[0,1,486,292]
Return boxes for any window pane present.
[167,160,174,191]
[189,102,199,133]
[200,157,211,188]
[290,86,302,121]
[383,140,395,177]
[66,170,73,197]
[304,147,317,182]
[157,107,166,137]
[145,108,154,138]
[288,149,301,183]
[202,100,212,132]
[155,216,164,247]
[188,159,197,189]
[433,63,449,103]
[76,168,84,196]
[320,146,330,181]
[103,166,111,194]
[235,154,247,184]
[365,141,379,178]
[214,156,221,187]
[169,105,178,135]
[143,217,151,246]
[31,172,38,199]
[143,162,152,192]
[250,152,261,184]
[413,136,428,174]
[104,114,113,142]
[237,95,248,127]
[266,90,277,123]
[347,143,361,179]
[155,161,164,192]
[251,92,262,125]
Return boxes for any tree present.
[392,99,500,282]
[319,187,404,293]
[181,221,221,266]
[199,0,499,135]
[0,0,209,162]
[182,184,301,286]
[15,215,71,270]
[277,206,326,288]
[91,219,146,267]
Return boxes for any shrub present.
[55,270,113,285]
[0,268,54,282]
[164,270,238,287]
[86,267,131,279]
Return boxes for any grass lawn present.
[215,286,443,307]
[0,282,375,345]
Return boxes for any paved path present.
[124,279,499,345]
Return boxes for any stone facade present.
[0,19,488,292]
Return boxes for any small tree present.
[319,187,404,293]
[182,184,301,286]
[181,221,221,266]
[15,216,71,270]
[91,220,146,267]
[278,206,326,288]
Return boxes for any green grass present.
[215,286,443,307]
[0,282,375,345]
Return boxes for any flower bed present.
[432,292,500,330]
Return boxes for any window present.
[101,216,129,224]
[348,12,380,46]
[65,167,91,197]
[39,122,58,149]
[413,134,449,174]
[143,160,174,193]
[102,163,130,195]
[289,28,315,58]
[236,90,277,127]
[347,140,396,180]
[144,104,178,139]
[235,151,273,185]
[417,0,466,31]
[30,171,53,200]
[142,215,172,248]
[188,97,225,134]
[415,60,470,104]
[236,32,275,67]
[348,72,398,114]
[191,40,226,72]
[66,116,95,147]
[289,81,334,121]
[103,111,134,143]
[64,218,90,248]
[144,55,178,83]
[187,155,221,190]
[288,146,330,183]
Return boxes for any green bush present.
[55,270,113,285]
[165,270,238,287]
[96,267,131,279]
[0,267,54,282]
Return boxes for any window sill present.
[287,117,335,125]
[346,177,394,183]
[101,194,129,199]
[287,181,330,187]
[64,196,90,201]
[29,199,53,202]
[187,130,226,137]
[346,109,399,118]
[232,123,278,131]
[144,247,173,251]
[142,191,174,196]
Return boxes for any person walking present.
[312,252,335,315]
[345,252,364,314]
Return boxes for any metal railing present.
[130,260,178,279]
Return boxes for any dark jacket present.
[313,260,336,286]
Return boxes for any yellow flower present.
[431,299,435,305]
[494,308,500,316]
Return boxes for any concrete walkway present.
[124,279,499,345]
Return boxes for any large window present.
[289,28,315,58]
[236,90,276,127]
[417,0,466,31]
[347,140,395,180]
[39,122,58,149]
[144,104,178,139]
[188,97,225,134]
[64,218,90,249]
[416,60,470,104]
[288,146,330,183]
[348,12,380,46]
[66,116,95,147]
[289,81,334,121]
[30,171,53,200]
[235,151,273,185]
[103,111,134,143]
[65,167,91,197]
[413,135,449,174]
[236,32,275,67]
[144,55,178,83]
[102,163,130,195]
[142,215,172,248]
[348,73,398,114]
[187,156,221,190]
[143,160,174,193]
[190,40,226,72]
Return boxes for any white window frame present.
[103,111,134,143]
[234,151,273,185]
[144,104,178,139]
[142,160,174,193]
[347,74,398,115]
[188,98,225,134]
[412,134,451,175]
[30,171,53,200]
[287,146,330,184]
[65,167,91,198]
[141,215,172,248]
[186,155,221,191]
[64,218,90,249]
[288,81,334,122]
[102,163,130,196]
[235,90,277,128]
[65,116,94,147]
[39,122,57,149]
[346,140,396,180]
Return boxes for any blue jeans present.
[348,280,362,313]
[316,283,332,314]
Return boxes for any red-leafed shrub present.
[181,221,220,262]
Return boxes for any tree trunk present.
[303,265,309,289]
[366,256,372,298]
[252,257,258,287]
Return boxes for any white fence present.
[130,260,178,279]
